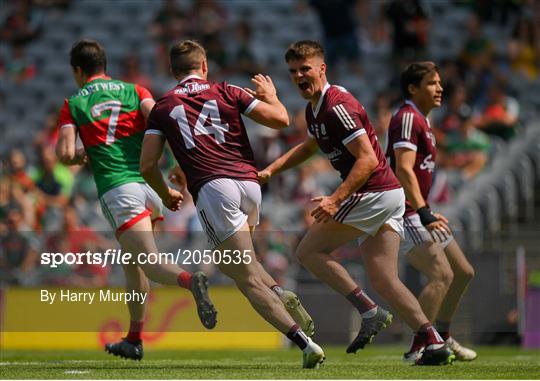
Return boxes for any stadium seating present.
[2,0,539,254]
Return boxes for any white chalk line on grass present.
[64,370,91,374]
[0,360,101,366]
[0,359,186,366]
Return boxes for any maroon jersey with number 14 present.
[146,75,260,200]
[386,100,437,216]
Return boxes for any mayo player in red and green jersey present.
[55,40,217,361]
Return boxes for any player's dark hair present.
[170,40,206,77]
[400,61,439,99]
[70,39,107,76]
[285,40,324,62]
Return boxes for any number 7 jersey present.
[57,75,153,197]
[146,75,260,200]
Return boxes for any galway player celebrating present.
[140,40,324,369]
[56,40,217,361]
[386,62,476,362]
[259,40,454,365]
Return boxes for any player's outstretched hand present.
[257,169,272,184]
[310,196,339,223]
[244,74,277,103]
[163,187,183,211]
[426,214,451,242]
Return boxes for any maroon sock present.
[346,287,377,314]
[286,324,309,350]
[417,323,444,346]
[177,271,193,290]
[126,320,143,343]
[407,333,425,353]
[270,284,284,296]
[436,320,451,341]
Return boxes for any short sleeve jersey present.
[146,75,260,200]
[305,83,401,193]
[386,100,437,216]
[57,75,153,197]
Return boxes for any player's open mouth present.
[298,82,310,91]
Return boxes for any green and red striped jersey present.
[57,75,153,197]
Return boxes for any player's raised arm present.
[244,74,289,129]
[258,136,318,184]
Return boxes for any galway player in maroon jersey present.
[259,41,454,365]
[386,62,476,362]
[140,40,324,369]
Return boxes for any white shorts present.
[337,188,405,246]
[398,212,454,256]
[196,178,261,247]
[99,182,163,235]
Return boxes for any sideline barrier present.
[0,287,282,350]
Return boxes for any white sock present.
[361,306,378,319]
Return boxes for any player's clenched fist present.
[163,187,183,211]
[257,169,272,184]
[244,74,278,103]
[310,196,339,223]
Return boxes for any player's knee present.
[455,263,475,284]
[431,265,453,289]
[441,268,454,288]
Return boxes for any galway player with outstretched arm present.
[140,40,324,369]
[260,40,455,365]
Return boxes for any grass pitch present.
[1,346,538,379]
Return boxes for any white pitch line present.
[0,360,102,366]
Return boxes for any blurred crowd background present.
[1,0,539,337]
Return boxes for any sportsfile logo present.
[420,154,435,172]
[40,249,252,268]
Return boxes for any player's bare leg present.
[122,264,149,322]
[118,217,186,285]
[402,242,453,362]
[217,222,324,368]
[248,226,315,336]
[436,240,474,327]
[296,220,393,352]
[360,225,430,329]
[360,225,454,365]
[436,239,477,361]
[406,243,453,321]
[117,216,217,329]
[105,263,148,360]
[296,220,364,296]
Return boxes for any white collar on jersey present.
[313,82,331,118]
[405,100,431,128]
[178,74,203,84]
